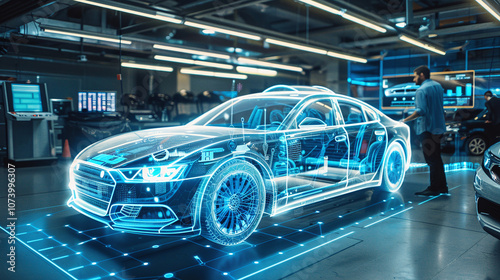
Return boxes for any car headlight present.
[484,149,491,170]
[142,165,187,182]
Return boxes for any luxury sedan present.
[474,142,500,240]
[67,85,411,246]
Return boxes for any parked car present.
[474,142,500,240]
[67,85,411,246]
[444,108,500,155]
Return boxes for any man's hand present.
[486,120,492,124]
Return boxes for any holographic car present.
[68,85,411,246]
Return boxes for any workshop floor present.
[1,149,499,280]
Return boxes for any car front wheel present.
[466,135,487,156]
[201,159,265,246]
[381,143,406,192]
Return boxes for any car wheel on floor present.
[381,143,406,192]
[201,159,265,246]
[466,135,487,156]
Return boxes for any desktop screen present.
[78,91,116,112]
[11,84,44,112]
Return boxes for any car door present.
[337,100,387,185]
[277,98,349,208]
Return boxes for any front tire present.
[466,135,487,156]
[201,159,265,246]
[381,143,406,192]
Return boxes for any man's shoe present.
[415,187,448,197]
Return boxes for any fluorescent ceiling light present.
[121,62,173,72]
[153,44,230,60]
[327,51,367,63]
[237,57,303,72]
[236,66,277,76]
[184,21,261,41]
[154,55,233,69]
[476,0,500,21]
[74,0,182,24]
[265,39,327,55]
[399,35,446,55]
[396,22,407,28]
[297,0,387,33]
[180,69,247,79]
[43,28,131,44]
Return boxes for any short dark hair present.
[414,65,430,79]
[485,90,493,97]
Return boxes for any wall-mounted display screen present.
[3,82,49,112]
[381,70,475,110]
[78,91,116,112]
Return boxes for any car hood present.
[489,142,500,157]
[75,125,250,168]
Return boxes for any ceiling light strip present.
[74,0,182,24]
[43,28,132,44]
[180,69,247,79]
[399,35,446,55]
[237,57,303,72]
[121,62,173,72]
[327,51,367,63]
[265,39,327,55]
[153,44,230,60]
[476,0,500,21]
[184,21,261,41]
[297,0,386,33]
[236,66,277,76]
[154,55,233,69]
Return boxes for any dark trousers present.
[419,132,447,190]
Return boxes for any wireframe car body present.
[474,142,500,240]
[384,82,419,97]
[67,85,411,245]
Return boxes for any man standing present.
[403,65,448,196]
[484,90,500,145]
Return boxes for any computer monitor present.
[381,70,475,110]
[78,91,116,112]
[3,82,49,112]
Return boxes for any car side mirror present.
[299,117,327,129]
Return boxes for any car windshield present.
[189,97,300,130]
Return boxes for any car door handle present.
[335,135,346,142]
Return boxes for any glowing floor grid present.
[3,163,477,280]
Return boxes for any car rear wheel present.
[466,135,487,156]
[381,143,406,192]
[201,159,265,246]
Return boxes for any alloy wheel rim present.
[213,172,259,235]
[469,138,486,155]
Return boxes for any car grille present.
[73,163,115,216]
[477,197,500,224]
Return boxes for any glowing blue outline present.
[0,226,78,280]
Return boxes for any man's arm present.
[403,111,421,123]
[485,100,492,123]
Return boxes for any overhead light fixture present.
[236,66,277,77]
[237,57,303,72]
[265,38,327,55]
[396,22,407,28]
[180,69,247,79]
[184,21,261,41]
[428,34,438,38]
[399,35,446,55]
[297,0,387,33]
[74,0,182,24]
[121,62,173,72]
[43,28,132,44]
[153,44,230,60]
[154,55,233,69]
[476,0,500,21]
[327,51,367,63]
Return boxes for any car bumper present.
[473,167,500,239]
[67,195,200,236]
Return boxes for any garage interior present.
[1,0,500,279]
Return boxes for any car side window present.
[338,101,366,124]
[364,107,378,122]
[293,99,334,129]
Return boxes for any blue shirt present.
[414,79,446,135]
